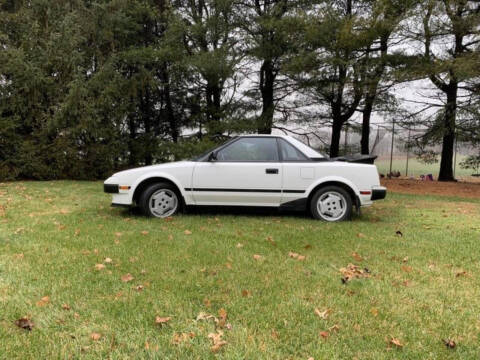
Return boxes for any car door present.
[191,137,283,206]
[277,138,315,204]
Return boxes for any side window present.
[217,138,279,161]
[279,139,309,161]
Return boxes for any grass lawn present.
[1,181,480,359]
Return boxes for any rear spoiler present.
[329,154,377,164]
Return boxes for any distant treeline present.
[1,0,479,181]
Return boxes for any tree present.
[419,0,480,181]
[237,0,306,134]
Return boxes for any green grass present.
[376,155,474,179]
[1,181,479,359]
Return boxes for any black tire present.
[310,185,353,221]
[138,182,181,218]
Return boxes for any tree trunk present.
[361,94,374,154]
[258,59,276,134]
[438,86,457,181]
[206,81,222,135]
[329,119,343,157]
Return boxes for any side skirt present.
[278,198,308,212]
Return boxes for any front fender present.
[129,172,187,203]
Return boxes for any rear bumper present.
[371,186,387,201]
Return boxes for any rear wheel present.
[310,186,352,221]
[139,183,180,218]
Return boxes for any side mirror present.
[208,151,217,162]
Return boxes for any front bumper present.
[371,186,387,201]
[104,183,119,193]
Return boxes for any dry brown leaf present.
[196,312,215,321]
[271,329,279,340]
[401,265,413,273]
[370,308,378,317]
[184,230,192,235]
[253,254,263,261]
[388,337,404,348]
[225,262,232,269]
[356,233,366,238]
[288,251,299,259]
[15,317,34,331]
[319,331,329,339]
[314,308,331,319]
[266,236,276,246]
[340,264,371,283]
[217,308,227,328]
[90,333,101,341]
[141,230,149,235]
[36,296,50,307]
[242,289,251,297]
[172,332,195,345]
[351,252,363,262]
[135,285,144,292]
[236,243,244,248]
[95,263,106,271]
[121,273,134,282]
[104,257,113,264]
[208,330,227,353]
[456,271,469,277]
[443,339,456,349]
[155,316,171,325]
[115,232,123,237]
[297,255,306,261]
[62,303,71,310]
[203,298,211,307]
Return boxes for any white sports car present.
[104,135,386,221]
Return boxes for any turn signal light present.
[119,185,131,190]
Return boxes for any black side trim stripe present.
[184,188,305,194]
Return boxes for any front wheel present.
[139,183,180,218]
[310,186,352,222]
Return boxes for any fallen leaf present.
[217,308,228,328]
[319,331,330,339]
[114,232,123,237]
[297,255,306,261]
[456,271,469,277]
[351,252,363,262]
[340,264,371,283]
[90,333,101,341]
[172,332,195,345]
[271,329,279,340]
[356,233,366,238]
[388,337,404,348]
[253,254,263,261]
[288,252,299,259]
[208,330,227,352]
[184,230,192,235]
[121,273,134,282]
[155,316,171,325]
[266,236,276,246]
[15,317,34,331]
[236,243,244,248]
[95,263,105,271]
[62,303,71,310]
[196,312,215,321]
[395,230,403,237]
[304,244,312,249]
[443,339,456,349]
[401,265,412,273]
[141,231,149,235]
[104,257,113,264]
[203,298,211,307]
[242,289,251,297]
[135,285,144,292]
[314,308,331,319]
[402,257,409,263]
[36,296,50,307]
[370,308,378,317]
[225,262,232,269]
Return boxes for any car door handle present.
[266,168,279,174]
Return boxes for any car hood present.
[112,161,193,177]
